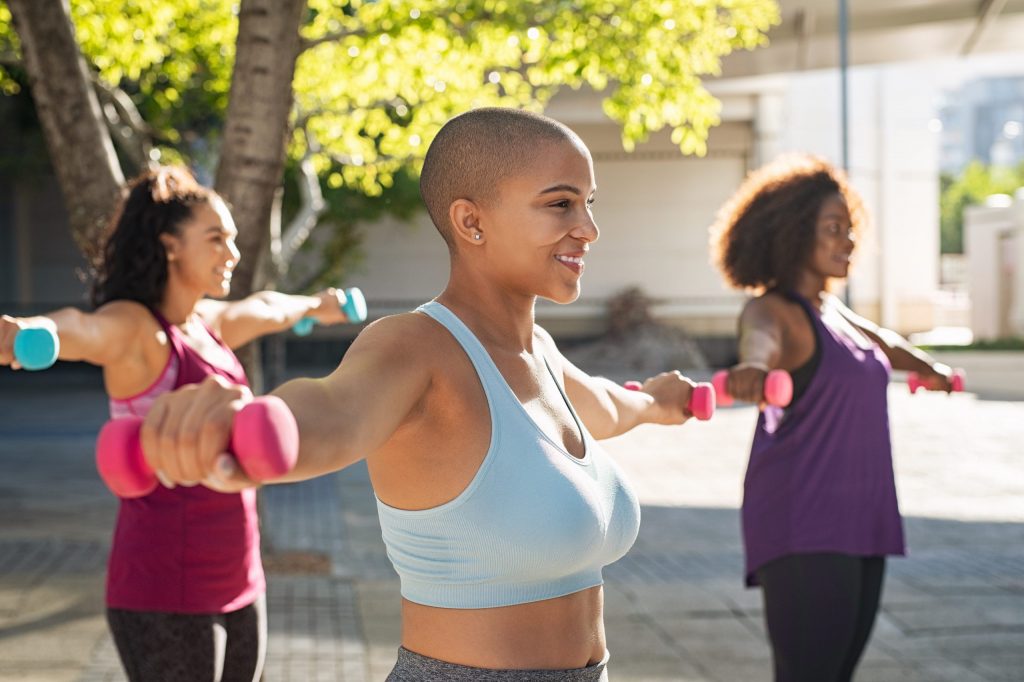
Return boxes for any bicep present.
[199,296,278,349]
[737,299,786,366]
[270,317,434,480]
[53,303,145,366]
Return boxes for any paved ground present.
[0,367,1022,681]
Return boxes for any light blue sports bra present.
[375,301,641,609]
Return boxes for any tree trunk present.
[214,0,305,297]
[214,0,305,388]
[7,0,124,264]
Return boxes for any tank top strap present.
[416,301,518,412]
[148,306,247,388]
[146,306,189,367]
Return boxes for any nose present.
[572,209,599,244]
[227,239,241,266]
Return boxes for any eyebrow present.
[204,226,236,237]
[538,184,599,198]
[539,184,581,196]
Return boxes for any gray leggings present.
[106,595,266,682]
[387,646,610,681]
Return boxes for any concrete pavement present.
[0,369,1021,681]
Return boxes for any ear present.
[449,198,485,246]
[158,232,181,261]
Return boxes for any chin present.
[547,287,582,305]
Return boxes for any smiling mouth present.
[555,255,585,273]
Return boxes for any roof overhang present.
[719,0,1024,79]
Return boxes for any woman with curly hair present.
[0,166,357,681]
[709,154,954,682]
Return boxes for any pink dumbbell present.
[95,396,299,498]
[712,369,793,408]
[908,368,965,394]
[623,380,715,421]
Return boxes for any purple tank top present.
[105,309,265,613]
[741,292,905,586]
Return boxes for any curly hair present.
[90,166,214,309]
[709,154,865,293]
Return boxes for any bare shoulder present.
[194,298,229,324]
[740,292,793,328]
[95,299,152,322]
[92,299,158,338]
[344,310,455,368]
[532,324,563,360]
[532,324,573,376]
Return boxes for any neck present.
[159,281,203,326]
[438,269,537,352]
[792,270,829,310]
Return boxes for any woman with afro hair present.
[710,154,954,682]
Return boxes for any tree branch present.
[91,75,155,171]
[299,26,371,53]
[273,124,327,280]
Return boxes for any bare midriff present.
[400,585,605,670]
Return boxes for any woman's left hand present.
[917,362,956,392]
[633,371,699,425]
[311,288,350,326]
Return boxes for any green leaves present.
[289,0,778,187]
[2,0,778,178]
[940,160,1024,253]
[1,0,779,274]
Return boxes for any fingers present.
[202,454,257,493]
[140,376,251,487]
[726,365,767,404]
[0,316,19,367]
[643,370,698,424]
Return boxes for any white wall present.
[344,63,961,337]
[348,96,753,336]
[769,63,942,331]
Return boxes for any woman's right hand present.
[0,315,21,367]
[140,375,258,492]
[0,315,55,369]
[723,363,771,406]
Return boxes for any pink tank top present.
[105,309,265,614]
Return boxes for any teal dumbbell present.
[13,327,60,371]
[293,287,368,336]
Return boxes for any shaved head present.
[419,108,584,247]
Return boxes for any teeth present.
[556,255,583,264]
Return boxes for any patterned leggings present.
[106,596,266,682]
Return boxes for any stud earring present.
[473,233,482,240]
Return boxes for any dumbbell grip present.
[95,396,299,498]
[712,369,793,408]
[622,380,715,421]
[908,369,965,394]
[293,287,367,336]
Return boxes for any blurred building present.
[939,76,1024,174]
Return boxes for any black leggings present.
[757,553,885,682]
[106,595,266,682]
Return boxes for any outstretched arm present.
[197,288,353,349]
[828,295,954,387]
[722,295,789,404]
[0,301,145,369]
[137,313,434,487]
[535,328,697,440]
